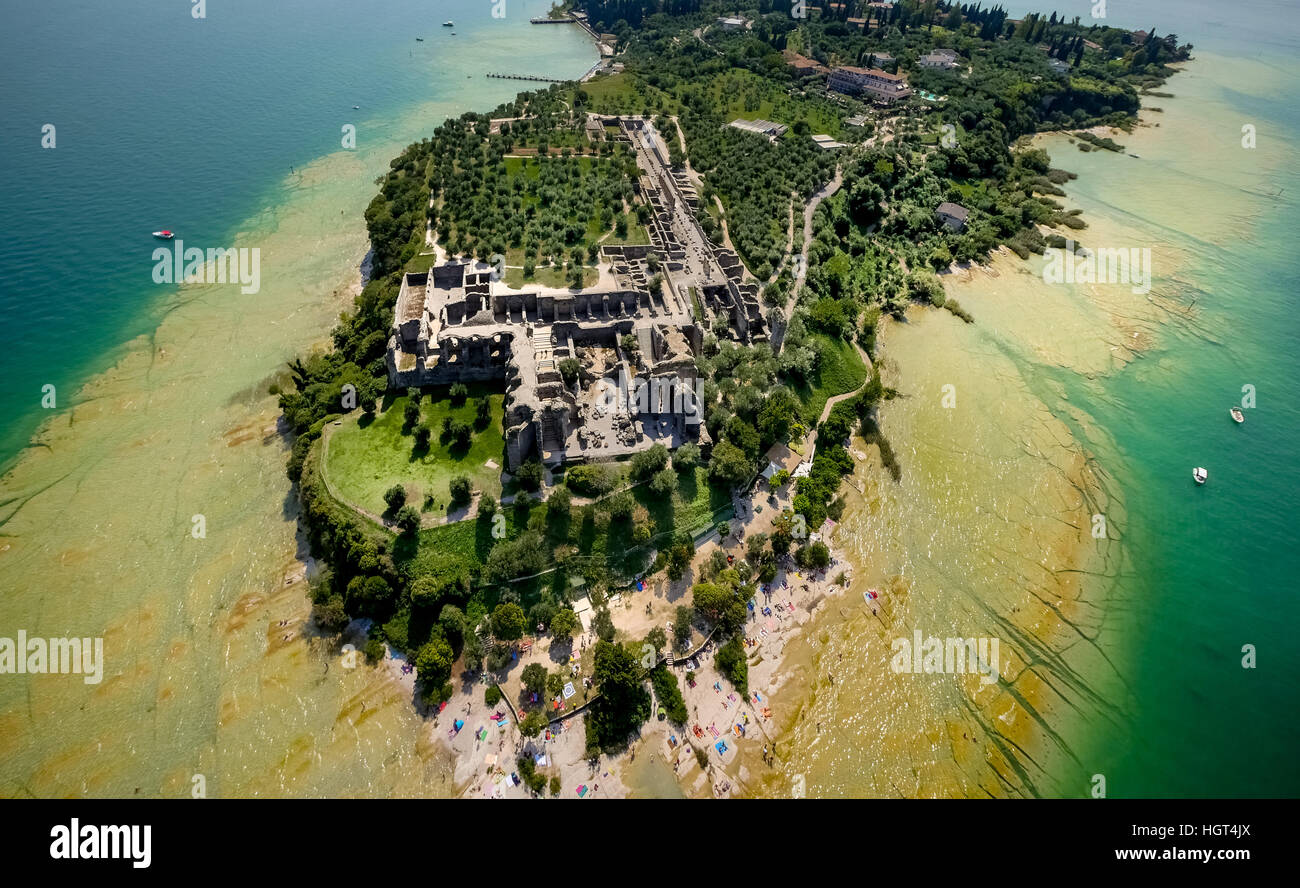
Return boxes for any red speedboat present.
[152,230,174,239]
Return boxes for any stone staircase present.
[532,330,555,375]
[540,412,564,453]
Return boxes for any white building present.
[729,118,788,140]
[919,48,960,70]
[828,66,912,103]
[811,134,849,150]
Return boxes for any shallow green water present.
[1037,54,1300,796]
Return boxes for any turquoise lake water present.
[0,0,595,462]
[1003,0,1300,795]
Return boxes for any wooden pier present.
[486,72,566,83]
[529,17,575,23]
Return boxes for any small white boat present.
[443,20,454,27]
[1230,407,1245,424]
[152,230,174,239]
[1193,467,1208,485]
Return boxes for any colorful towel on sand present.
[576,784,588,797]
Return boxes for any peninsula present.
[275,0,1191,798]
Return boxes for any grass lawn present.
[569,465,733,578]
[396,464,731,608]
[388,511,534,653]
[794,333,868,425]
[503,264,598,289]
[578,73,646,112]
[405,250,439,276]
[400,509,560,638]
[701,69,845,137]
[323,385,505,521]
[405,511,520,589]
[501,155,537,179]
[605,217,651,246]
[948,176,994,205]
[657,465,735,536]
